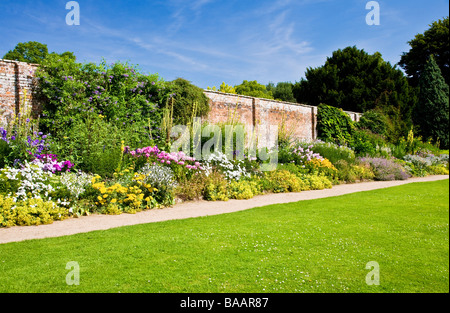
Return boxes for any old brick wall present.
[204,90,361,146]
[0,59,38,126]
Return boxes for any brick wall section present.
[0,59,39,126]
[204,90,361,145]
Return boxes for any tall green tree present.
[399,17,449,87]
[266,82,296,102]
[166,78,210,125]
[3,41,75,64]
[416,55,449,148]
[293,46,417,141]
[234,80,274,99]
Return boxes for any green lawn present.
[0,180,448,293]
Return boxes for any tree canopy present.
[415,55,449,148]
[234,80,274,99]
[399,17,449,87]
[3,41,75,64]
[293,46,417,141]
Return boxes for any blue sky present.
[0,0,448,88]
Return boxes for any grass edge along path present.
[0,179,448,293]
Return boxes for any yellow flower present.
[97,196,103,201]
[103,194,108,198]
[111,199,117,204]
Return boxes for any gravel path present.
[0,175,448,244]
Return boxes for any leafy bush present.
[164,78,210,125]
[36,56,168,149]
[311,141,356,164]
[317,104,355,145]
[54,115,124,177]
[357,110,389,137]
[350,129,388,157]
[175,172,207,201]
[403,153,449,176]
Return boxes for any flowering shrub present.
[203,171,229,201]
[227,180,261,200]
[0,195,68,227]
[36,56,168,148]
[0,126,52,167]
[59,171,94,199]
[33,154,74,173]
[304,174,333,190]
[334,160,374,182]
[0,161,57,201]
[359,157,411,181]
[304,158,338,178]
[203,151,250,181]
[261,170,309,193]
[138,164,177,205]
[126,145,203,181]
[90,171,159,214]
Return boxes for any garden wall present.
[204,90,361,145]
[0,59,362,143]
[0,59,38,126]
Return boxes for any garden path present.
[0,175,448,244]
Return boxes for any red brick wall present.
[204,90,361,145]
[0,59,38,126]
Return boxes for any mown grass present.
[0,180,448,293]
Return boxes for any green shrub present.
[53,115,124,177]
[357,110,389,137]
[317,104,355,145]
[427,164,449,175]
[311,141,356,164]
[164,78,210,125]
[36,56,167,150]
